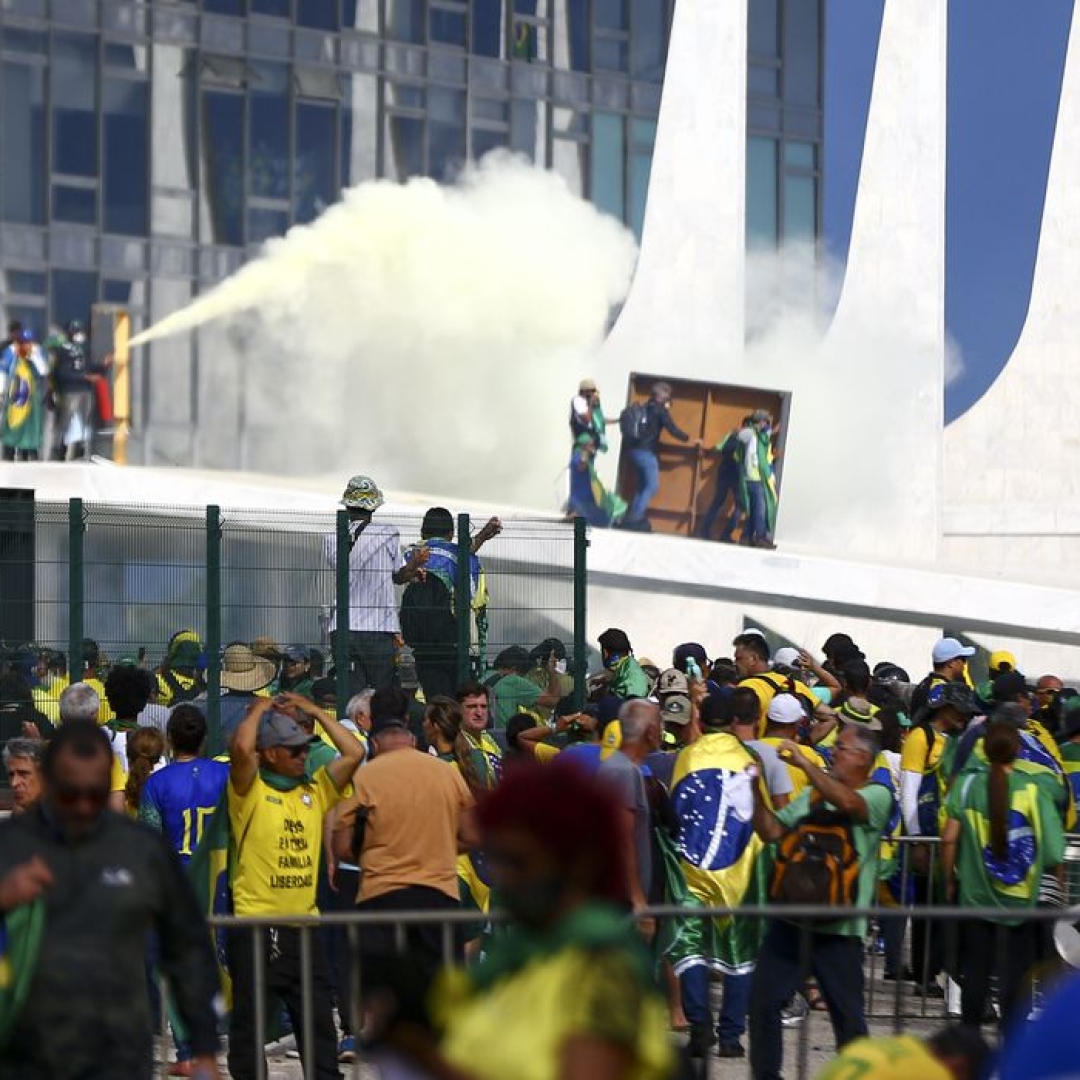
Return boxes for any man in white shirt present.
[324,475,403,693]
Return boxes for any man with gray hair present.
[3,737,44,813]
[748,722,894,1080]
[58,682,100,724]
[598,699,659,936]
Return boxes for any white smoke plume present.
[134,154,638,505]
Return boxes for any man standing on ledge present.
[619,381,698,531]
[325,474,402,693]
[227,697,364,1080]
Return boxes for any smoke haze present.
[134,154,638,505]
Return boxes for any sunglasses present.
[53,782,110,805]
[283,744,309,758]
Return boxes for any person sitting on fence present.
[226,696,362,1080]
[278,645,315,700]
[396,507,501,702]
[325,474,402,695]
[941,718,1065,1033]
[748,723,893,1080]
[3,737,44,814]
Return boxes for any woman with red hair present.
[397,760,675,1080]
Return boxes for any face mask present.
[604,652,623,670]
[500,876,565,927]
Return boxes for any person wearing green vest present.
[942,719,1065,1032]
[737,409,780,549]
[598,627,652,700]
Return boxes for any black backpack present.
[619,402,652,444]
[399,574,457,647]
[161,668,205,704]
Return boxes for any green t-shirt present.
[609,656,651,700]
[492,673,543,727]
[775,781,894,937]
[304,738,338,779]
[944,770,1065,923]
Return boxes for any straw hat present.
[220,644,276,693]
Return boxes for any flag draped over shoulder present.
[670,733,767,975]
[185,790,233,1008]
[1,352,44,452]
[0,899,45,1050]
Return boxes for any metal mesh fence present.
[0,498,584,752]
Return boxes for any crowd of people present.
[0,318,111,462]
[567,379,781,546]
[3,479,1080,1079]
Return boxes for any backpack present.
[619,402,651,443]
[770,797,860,908]
[399,574,457,648]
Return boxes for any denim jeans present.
[749,920,867,1080]
[627,448,660,523]
[746,480,768,542]
[697,467,742,539]
[679,965,753,1045]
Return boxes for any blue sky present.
[823,0,1073,422]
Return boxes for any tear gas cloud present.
[133,153,638,506]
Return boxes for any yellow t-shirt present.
[32,675,69,723]
[760,737,826,795]
[900,725,945,775]
[109,755,126,793]
[156,671,198,708]
[533,742,560,764]
[228,767,348,917]
[741,673,816,736]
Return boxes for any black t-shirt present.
[624,401,690,453]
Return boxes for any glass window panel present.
[471,128,506,160]
[250,63,290,199]
[294,101,337,223]
[746,135,777,247]
[104,42,139,69]
[628,147,652,240]
[389,0,425,42]
[563,2,589,72]
[595,0,628,30]
[749,0,778,56]
[5,306,46,339]
[630,0,666,82]
[388,82,425,109]
[784,139,815,169]
[783,172,816,240]
[51,270,98,326]
[248,206,289,242]
[6,270,47,295]
[593,37,628,73]
[509,97,542,160]
[52,35,98,178]
[2,29,48,53]
[430,8,466,47]
[590,112,624,221]
[471,0,503,56]
[388,115,424,180]
[252,0,290,16]
[514,0,538,12]
[748,64,778,97]
[297,0,338,28]
[204,0,244,13]
[103,278,134,304]
[52,184,97,224]
[103,79,149,236]
[428,88,466,180]
[783,0,820,106]
[201,90,245,246]
[1,62,46,224]
[472,97,509,124]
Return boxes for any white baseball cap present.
[767,693,806,725]
[932,637,976,665]
[773,647,802,669]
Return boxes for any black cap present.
[494,645,531,673]
[991,670,1035,701]
[598,628,631,654]
[673,642,708,672]
[699,692,735,728]
[873,661,911,684]
[925,682,981,716]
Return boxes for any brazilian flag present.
[1,352,44,454]
[0,899,44,1051]
[670,733,768,976]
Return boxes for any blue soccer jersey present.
[139,758,230,864]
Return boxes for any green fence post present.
[68,498,84,678]
[205,506,222,752]
[456,513,471,685]
[573,516,588,709]
[335,510,351,718]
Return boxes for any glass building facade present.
[0,0,822,466]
